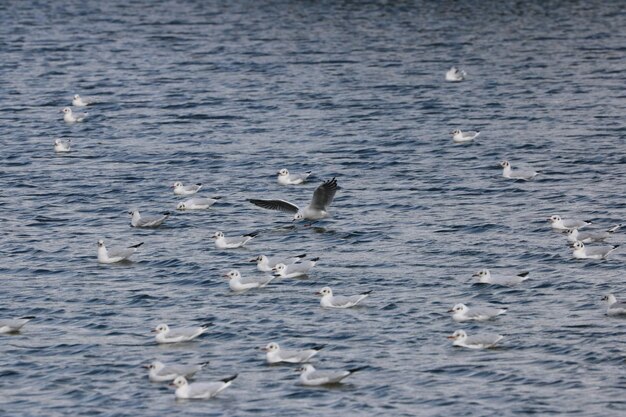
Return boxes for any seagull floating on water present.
[316,286,371,309]
[145,360,210,382]
[0,316,35,334]
[97,240,143,264]
[61,107,87,123]
[277,168,312,185]
[173,182,202,195]
[566,224,621,243]
[445,66,466,82]
[176,197,220,210]
[447,330,503,349]
[297,364,366,386]
[129,210,170,228]
[601,294,626,316]
[72,94,94,107]
[548,215,591,231]
[224,269,275,292]
[571,241,618,260]
[273,258,319,278]
[250,253,306,272]
[170,375,237,399]
[261,342,325,364]
[448,303,507,322]
[451,129,479,143]
[249,177,338,221]
[54,139,71,153]
[472,269,529,286]
[212,231,257,249]
[500,160,538,181]
[153,323,211,344]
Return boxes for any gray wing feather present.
[310,178,338,210]
[249,199,299,213]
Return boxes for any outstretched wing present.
[310,178,338,210]
[249,199,299,214]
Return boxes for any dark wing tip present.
[196,183,202,186]
[200,361,210,366]
[311,344,326,351]
[517,272,530,277]
[245,232,259,238]
[295,253,307,258]
[201,322,214,329]
[163,211,171,216]
[221,374,238,383]
[310,257,320,262]
[323,177,338,189]
[19,316,36,320]
[347,366,368,374]
[129,242,144,248]
[212,196,222,200]
[361,290,373,295]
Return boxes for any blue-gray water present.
[1,1,625,416]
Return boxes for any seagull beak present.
[142,365,151,369]
[151,329,158,333]
[315,291,321,295]
[259,347,269,352]
[168,383,176,387]
[446,335,455,339]
[447,309,454,313]
[249,258,257,262]
[471,273,479,277]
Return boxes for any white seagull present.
[0,316,35,334]
[445,66,466,82]
[145,360,210,382]
[212,231,257,249]
[72,94,94,107]
[273,258,319,278]
[249,177,338,221]
[548,215,591,231]
[172,182,202,195]
[54,139,71,153]
[451,129,480,143]
[447,330,503,349]
[170,375,237,399]
[601,294,626,316]
[153,323,211,344]
[500,160,538,181]
[176,197,220,210]
[566,224,622,243]
[571,241,619,260]
[261,342,325,364]
[129,210,170,228]
[297,364,366,386]
[316,286,371,309]
[61,107,88,123]
[250,253,307,272]
[472,269,529,286]
[97,240,143,264]
[277,168,312,185]
[224,269,275,292]
[448,303,507,322]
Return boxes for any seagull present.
[601,294,626,316]
[571,241,619,260]
[129,210,170,228]
[451,129,479,143]
[297,364,366,386]
[500,160,538,181]
[273,258,319,278]
[212,231,257,249]
[548,215,591,231]
[445,66,466,82]
[54,139,71,153]
[0,316,35,334]
[176,197,220,210]
[277,169,312,185]
[566,224,622,243]
[153,323,211,344]
[261,342,325,364]
[145,360,210,382]
[170,375,237,399]
[472,269,529,286]
[173,182,202,195]
[224,269,275,292]
[316,287,371,309]
[249,177,338,221]
[250,253,307,272]
[72,94,94,107]
[447,330,503,349]
[448,303,507,322]
[97,240,143,264]
[61,107,87,123]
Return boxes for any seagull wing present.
[309,178,338,210]
[249,199,299,214]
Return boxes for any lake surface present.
[1,1,625,416]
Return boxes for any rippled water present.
[1,1,625,416]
